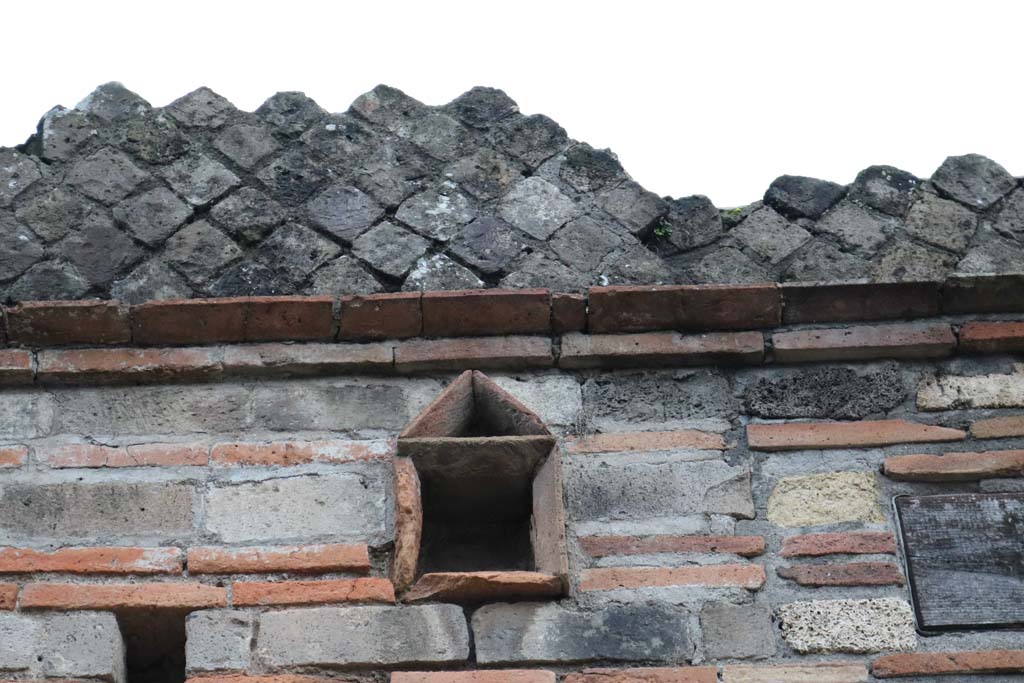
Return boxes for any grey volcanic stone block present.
[473,602,690,665]
[113,186,192,246]
[256,91,326,138]
[499,176,579,240]
[306,183,384,243]
[731,206,811,264]
[163,220,242,289]
[932,153,1017,209]
[186,610,253,673]
[209,261,287,297]
[161,153,241,206]
[256,149,332,205]
[904,193,977,252]
[849,165,919,216]
[782,240,871,282]
[874,240,955,281]
[0,481,195,543]
[687,247,768,284]
[402,253,483,292]
[110,259,193,303]
[764,174,846,220]
[254,222,340,288]
[492,113,569,170]
[210,187,287,243]
[257,605,469,667]
[743,364,907,419]
[444,86,518,129]
[558,144,625,193]
[67,147,149,204]
[657,194,724,253]
[550,214,628,273]
[815,200,897,254]
[449,216,526,275]
[76,81,151,123]
[0,215,44,281]
[112,113,191,164]
[205,472,387,543]
[994,187,1024,239]
[352,221,430,279]
[0,149,42,207]
[308,256,384,295]
[957,226,1024,275]
[447,148,521,201]
[500,252,589,291]
[0,613,38,671]
[15,186,96,243]
[6,261,89,301]
[213,123,280,169]
[56,212,145,287]
[700,602,775,660]
[583,371,737,430]
[597,179,668,237]
[396,184,476,242]
[165,87,237,128]
[0,612,124,682]
[36,107,98,162]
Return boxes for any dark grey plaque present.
[895,492,1024,630]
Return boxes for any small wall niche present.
[392,370,568,603]
[117,608,187,683]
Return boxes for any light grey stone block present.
[186,610,253,673]
[38,612,126,682]
[777,598,916,654]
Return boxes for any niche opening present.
[117,608,187,683]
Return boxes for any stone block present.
[186,610,253,673]
[0,149,42,207]
[767,471,883,527]
[112,186,192,246]
[776,598,916,654]
[256,604,469,667]
[499,176,580,240]
[0,213,44,279]
[490,375,583,429]
[67,147,149,204]
[700,602,775,660]
[815,200,897,254]
[37,612,125,682]
[583,370,737,431]
[918,365,1024,410]
[742,363,907,420]
[932,153,1016,209]
[763,174,846,220]
[161,153,240,206]
[0,612,37,671]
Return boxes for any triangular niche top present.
[399,370,552,439]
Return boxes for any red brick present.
[421,289,551,337]
[943,273,1024,313]
[588,284,781,334]
[37,346,222,383]
[231,577,394,606]
[781,281,940,324]
[883,449,1024,481]
[778,562,904,586]
[560,331,764,368]
[221,342,393,375]
[187,544,370,575]
[552,292,587,333]
[394,336,553,372]
[747,419,966,451]
[6,300,131,346]
[338,293,421,341]
[580,535,765,558]
[0,445,27,468]
[210,439,391,466]
[579,564,766,591]
[189,676,339,683]
[404,571,564,603]
[245,296,334,342]
[0,546,183,574]
[0,583,16,610]
[960,320,1024,353]
[391,457,422,593]
[780,532,897,558]
[971,415,1024,439]
[722,664,868,682]
[872,650,1024,678]
[20,582,227,609]
[41,443,208,468]
[772,323,955,363]
[0,349,33,384]
[566,430,726,453]
[565,668,717,683]
[394,673,556,683]
[132,298,248,345]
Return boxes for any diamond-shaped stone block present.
[7,261,89,301]
[597,180,668,237]
[0,149,42,207]
[306,183,384,243]
[67,148,149,205]
[257,149,332,205]
[110,259,193,304]
[498,176,579,240]
[161,153,241,206]
[402,253,484,292]
[352,221,430,279]
[55,212,145,287]
[395,183,476,242]
[449,216,525,275]
[75,82,151,122]
[254,222,341,288]
[15,187,96,243]
[113,186,192,246]
[932,153,1016,210]
[732,206,812,264]
[37,107,99,162]
[257,91,326,138]
[0,215,44,281]
[163,220,243,288]
[447,149,521,201]
[307,256,384,295]
[164,87,237,128]
[209,188,286,244]
[214,123,281,169]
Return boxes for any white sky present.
[3,0,1021,207]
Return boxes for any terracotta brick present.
[404,571,564,603]
[0,349,33,384]
[20,582,227,609]
[0,583,16,610]
[580,535,765,558]
[883,449,1024,481]
[747,419,966,451]
[187,544,370,575]
[394,673,556,683]
[189,676,339,683]
[0,445,27,468]
[41,442,208,468]
[552,292,586,333]
[588,284,781,333]
[6,300,131,346]
[872,649,1024,678]
[781,281,940,324]
[943,273,1024,313]
[132,298,248,345]
[0,546,183,574]
[38,346,222,383]
[780,532,897,558]
[778,562,904,586]
[231,577,395,606]
[722,664,869,683]
[960,320,1024,353]
[560,331,764,368]
[210,439,392,466]
[565,668,718,683]
[971,415,1024,439]
[243,296,334,341]
[394,336,554,372]
[579,564,766,591]
[565,430,726,453]
[221,342,393,375]
[772,323,955,363]
[391,457,422,593]
[421,289,551,337]
[338,293,421,341]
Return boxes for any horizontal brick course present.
[187,544,370,575]
[0,546,183,574]
[188,676,339,683]
[722,663,869,682]
[943,273,1024,313]
[588,284,781,333]
[565,668,717,683]
[40,442,208,468]
[971,415,1024,439]
[394,336,553,372]
[778,562,904,586]
[6,300,131,346]
[772,323,955,363]
[221,342,392,375]
[422,289,550,337]
[747,419,966,451]
[231,577,394,606]
[871,649,1024,678]
[781,281,940,324]
[959,320,1024,353]
[132,298,248,345]
[0,584,15,610]
[404,572,564,603]
[883,449,1024,481]
[0,445,27,468]
[780,532,896,558]
[210,439,391,466]
[20,582,227,609]
[580,535,765,558]
[579,564,766,591]
[560,331,764,368]
[565,430,726,453]
[394,673,556,683]
[38,347,222,383]
[338,293,421,341]
[245,296,334,342]
[552,292,586,333]
[0,349,33,384]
